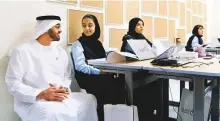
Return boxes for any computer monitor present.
[151,45,185,66]
[152,45,184,62]
[206,38,220,48]
[218,38,220,43]
[152,40,175,56]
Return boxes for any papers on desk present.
[87,58,107,64]
[105,51,140,63]
[171,51,198,60]
[87,51,137,64]
[107,51,137,62]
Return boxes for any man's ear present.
[47,28,52,34]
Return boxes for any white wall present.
[0,1,72,59]
[209,0,220,40]
[206,0,212,42]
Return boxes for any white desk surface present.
[141,58,220,77]
[89,58,220,77]
[88,60,143,70]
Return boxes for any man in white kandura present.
[5,15,98,121]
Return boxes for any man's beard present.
[48,29,60,41]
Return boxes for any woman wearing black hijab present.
[186,25,209,90]
[121,17,153,53]
[71,14,125,121]
[121,17,163,121]
[185,25,205,51]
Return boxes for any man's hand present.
[36,84,69,102]
[49,83,69,93]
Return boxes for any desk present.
[89,59,220,121]
[206,47,220,55]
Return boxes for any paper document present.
[106,51,137,63]
[87,58,107,64]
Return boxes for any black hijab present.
[78,14,106,60]
[124,17,152,47]
[186,25,204,51]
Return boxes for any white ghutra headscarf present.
[33,15,61,39]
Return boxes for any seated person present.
[121,17,153,54]
[184,25,210,90]
[185,25,205,51]
[71,14,125,121]
[5,15,98,121]
[121,17,163,121]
